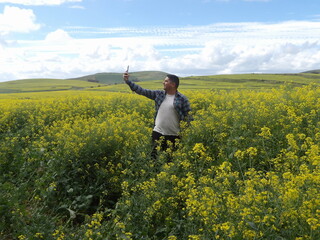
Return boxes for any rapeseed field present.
[0,85,319,239]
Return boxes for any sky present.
[0,0,320,82]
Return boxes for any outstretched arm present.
[123,71,160,100]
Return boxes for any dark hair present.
[167,74,180,88]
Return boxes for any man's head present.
[167,74,179,89]
[163,74,179,93]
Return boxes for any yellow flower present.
[168,236,177,240]
[188,235,201,240]
[192,143,206,156]
[85,229,93,238]
[259,127,272,139]
[52,230,65,240]
[234,150,244,160]
[246,147,258,157]
[307,218,320,230]
[34,233,44,239]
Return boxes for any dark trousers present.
[151,131,180,159]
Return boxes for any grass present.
[1,72,320,95]
[1,86,319,239]
[89,73,320,93]
[69,71,169,84]
[0,79,101,94]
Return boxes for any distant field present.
[69,71,168,84]
[181,73,320,89]
[1,72,320,95]
[89,73,320,92]
[0,79,101,94]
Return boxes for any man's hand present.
[123,71,129,82]
[123,65,129,82]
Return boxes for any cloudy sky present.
[0,0,320,82]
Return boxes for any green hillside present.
[90,73,320,92]
[70,71,169,84]
[302,69,320,74]
[1,72,320,94]
[0,78,101,94]
[181,73,320,89]
[0,71,168,94]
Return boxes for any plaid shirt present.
[126,80,191,122]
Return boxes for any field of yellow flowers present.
[0,85,319,240]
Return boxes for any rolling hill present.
[0,71,168,94]
[69,71,169,84]
[0,78,101,94]
[302,69,320,74]
[1,70,320,94]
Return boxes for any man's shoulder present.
[157,90,166,96]
[176,91,189,101]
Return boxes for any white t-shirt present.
[153,94,180,136]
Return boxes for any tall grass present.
[0,85,319,239]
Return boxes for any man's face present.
[163,77,175,91]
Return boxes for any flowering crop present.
[0,85,319,239]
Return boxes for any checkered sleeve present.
[126,80,158,100]
[175,93,192,122]
[182,97,192,121]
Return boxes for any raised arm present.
[123,71,160,100]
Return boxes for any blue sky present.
[0,0,320,81]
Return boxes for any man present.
[123,71,191,159]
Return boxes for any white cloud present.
[66,21,320,47]
[0,5,40,35]
[0,0,81,5]
[45,29,73,42]
[69,5,85,9]
[1,20,320,81]
[217,42,320,74]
